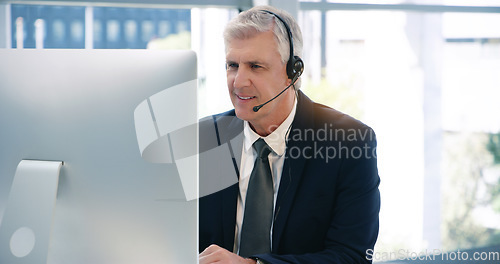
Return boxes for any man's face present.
[225,30,294,131]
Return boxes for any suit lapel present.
[272,91,314,252]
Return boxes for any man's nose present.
[233,67,251,88]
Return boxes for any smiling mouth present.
[237,95,256,100]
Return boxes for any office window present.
[298,8,500,260]
[441,12,500,251]
[92,7,190,49]
[10,4,190,50]
[11,5,85,48]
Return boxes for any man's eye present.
[251,64,262,69]
[226,63,238,69]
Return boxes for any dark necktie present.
[239,138,273,257]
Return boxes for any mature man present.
[199,5,380,264]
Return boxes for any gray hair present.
[223,5,303,89]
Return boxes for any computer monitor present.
[0,49,198,263]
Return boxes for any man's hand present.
[199,244,257,264]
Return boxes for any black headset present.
[261,10,304,81]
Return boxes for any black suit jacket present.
[199,91,380,263]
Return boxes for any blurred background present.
[1,0,499,261]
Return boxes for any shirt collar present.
[243,98,297,156]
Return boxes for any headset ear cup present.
[293,56,304,78]
[287,56,305,80]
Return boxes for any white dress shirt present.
[233,99,297,254]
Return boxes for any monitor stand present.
[0,160,62,264]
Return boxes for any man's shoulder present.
[298,92,372,133]
[312,102,370,131]
[296,94,376,145]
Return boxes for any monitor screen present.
[0,49,198,263]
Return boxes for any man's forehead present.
[225,30,278,50]
[225,42,279,63]
[226,47,271,62]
